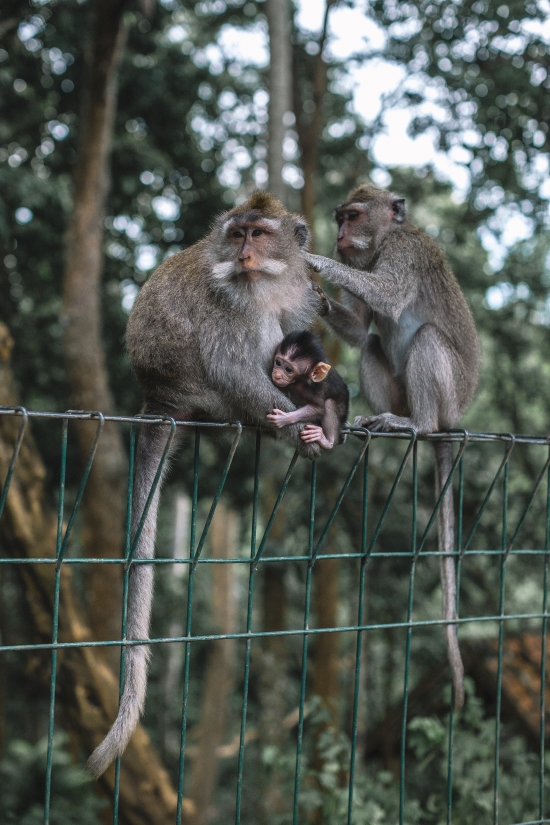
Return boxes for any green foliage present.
[369,0,550,223]
[405,682,546,824]
[0,734,104,825]
[282,687,547,825]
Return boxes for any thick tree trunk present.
[265,0,291,204]
[259,565,289,822]
[62,0,129,663]
[0,323,193,825]
[188,503,238,825]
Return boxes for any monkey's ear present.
[392,198,406,223]
[311,362,331,382]
[294,223,309,247]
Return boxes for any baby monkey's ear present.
[311,362,331,382]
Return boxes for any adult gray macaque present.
[87,192,323,777]
[305,183,480,710]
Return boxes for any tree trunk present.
[293,0,337,249]
[257,481,291,822]
[62,0,130,665]
[188,503,238,825]
[265,0,291,204]
[312,557,340,724]
[0,323,193,825]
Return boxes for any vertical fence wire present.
[347,434,371,825]
[235,430,264,824]
[292,458,317,825]
[177,428,201,824]
[399,438,418,825]
[112,422,135,824]
[494,456,510,824]
[540,442,550,822]
[43,418,67,825]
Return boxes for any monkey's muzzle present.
[238,269,262,283]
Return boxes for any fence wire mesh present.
[0,407,549,825]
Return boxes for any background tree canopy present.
[0,1,549,824]
[1,0,549,430]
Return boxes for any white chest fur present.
[259,316,284,369]
[378,307,424,377]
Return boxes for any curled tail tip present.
[86,709,140,779]
[451,660,465,711]
[86,648,148,779]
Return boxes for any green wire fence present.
[0,406,549,825]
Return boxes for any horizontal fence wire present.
[0,406,549,825]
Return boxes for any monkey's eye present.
[232,230,245,238]
[285,366,293,374]
[275,358,282,367]
[347,211,359,221]
[251,228,264,237]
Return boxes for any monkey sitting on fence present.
[267,330,349,450]
[86,192,327,778]
[304,184,481,710]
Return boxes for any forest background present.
[0,0,550,824]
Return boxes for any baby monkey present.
[267,331,349,450]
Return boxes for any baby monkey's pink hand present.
[267,409,292,428]
[300,424,333,450]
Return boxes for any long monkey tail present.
[434,439,465,711]
[87,423,175,778]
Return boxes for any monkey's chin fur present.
[237,269,262,282]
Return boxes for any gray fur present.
[306,184,480,709]
[87,194,323,777]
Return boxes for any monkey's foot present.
[354,413,417,433]
[297,438,322,460]
[300,424,333,449]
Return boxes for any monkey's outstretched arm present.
[267,404,321,428]
[211,359,321,458]
[211,356,295,417]
[307,271,372,347]
[305,253,415,323]
[323,299,371,348]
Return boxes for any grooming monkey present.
[87,192,325,777]
[268,330,349,449]
[306,184,480,709]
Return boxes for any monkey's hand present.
[294,429,322,459]
[267,409,293,429]
[304,252,324,274]
[266,412,322,458]
[311,281,331,316]
[301,424,333,449]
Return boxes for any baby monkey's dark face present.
[271,347,330,388]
